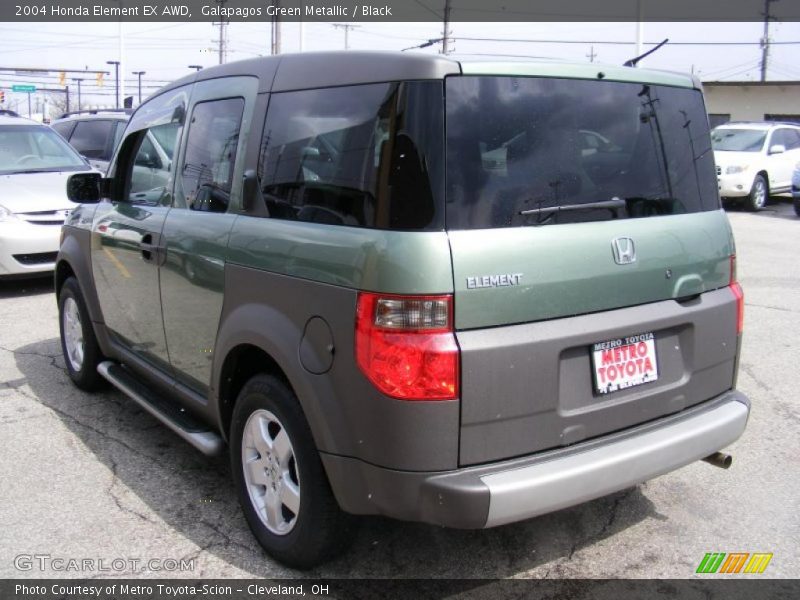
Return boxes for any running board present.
[97,361,224,456]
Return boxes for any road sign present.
[11,84,36,93]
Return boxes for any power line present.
[453,36,800,46]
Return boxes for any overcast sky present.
[0,19,798,113]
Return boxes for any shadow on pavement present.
[14,337,659,578]
[0,275,53,299]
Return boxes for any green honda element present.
[56,52,750,568]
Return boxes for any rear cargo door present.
[445,74,740,465]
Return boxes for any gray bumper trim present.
[482,400,749,527]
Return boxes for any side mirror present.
[768,144,786,155]
[67,172,103,203]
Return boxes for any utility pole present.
[332,24,358,50]
[213,0,228,64]
[760,0,779,82]
[132,71,145,105]
[72,78,83,111]
[106,60,120,109]
[441,0,452,54]
[586,45,597,62]
[271,0,281,55]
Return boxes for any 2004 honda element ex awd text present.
[56,52,750,568]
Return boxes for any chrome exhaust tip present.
[703,452,733,469]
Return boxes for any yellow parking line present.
[102,247,132,279]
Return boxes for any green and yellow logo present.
[696,552,773,574]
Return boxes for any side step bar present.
[97,361,224,456]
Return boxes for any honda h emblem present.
[611,237,636,265]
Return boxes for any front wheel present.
[58,276,105,391]
[230,374,356,569]
[746,174,768,212]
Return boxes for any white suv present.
[712,121,800,211]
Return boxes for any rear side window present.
[258,81,444,230]
[446,76,719,229]
[177,97,244,213]
[69,120,114,159]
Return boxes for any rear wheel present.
[230,374,355,569]
[58,276,105,391]
[746,174,768,211]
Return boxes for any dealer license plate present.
[592,332,659,394]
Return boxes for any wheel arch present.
[212,303,341,454]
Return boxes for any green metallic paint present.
[458,61,696,89]
[449,210,734,331]
[226,217,454,295]
[90,200,172,368]
[160,76,259,394]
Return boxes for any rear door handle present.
[140,233,155,262]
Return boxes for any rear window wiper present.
[519,197,626,216]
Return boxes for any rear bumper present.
[322,390,749,529]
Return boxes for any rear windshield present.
[445,76,719,229]
[711,128,767,152]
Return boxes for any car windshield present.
[445,76,718,229]
[0,124,88,174]
[711,128,767,152]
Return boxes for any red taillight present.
[730,255,744,334]
[355,292,459,400]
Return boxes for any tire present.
[58,276,105,391]
[230,374,356,569]
[746,174,768,212]
[794,197,800,217]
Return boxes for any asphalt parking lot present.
[0,200,798,580]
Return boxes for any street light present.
[188,65,203,71]
[132,70,145,105]
[71,78,84,112]
[106,60,120,109]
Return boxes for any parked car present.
[712,121,800,211]
[51,109,131,172]
[0,114,95,278]
[793,162,800,217]
[57,52,750,568]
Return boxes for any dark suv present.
[51,109,131,172]
[57,52,750,568]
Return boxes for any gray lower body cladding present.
[457,286,740,466]
[322,390,749,528]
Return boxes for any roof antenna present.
[624,38,669,67]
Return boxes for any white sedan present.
[0,114,96,278]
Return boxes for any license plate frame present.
[591,332,659,395]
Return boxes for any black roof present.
[154,51,461,99]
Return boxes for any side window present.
[783,129,800,150]
[126,122,181,205]
[178,98,244,213]
[70,120,114,159]
[258,81,444,230]
[51,121,74,140]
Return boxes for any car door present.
[159,76,258,397]
[91,86,191,373]
[766,128,795,191]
